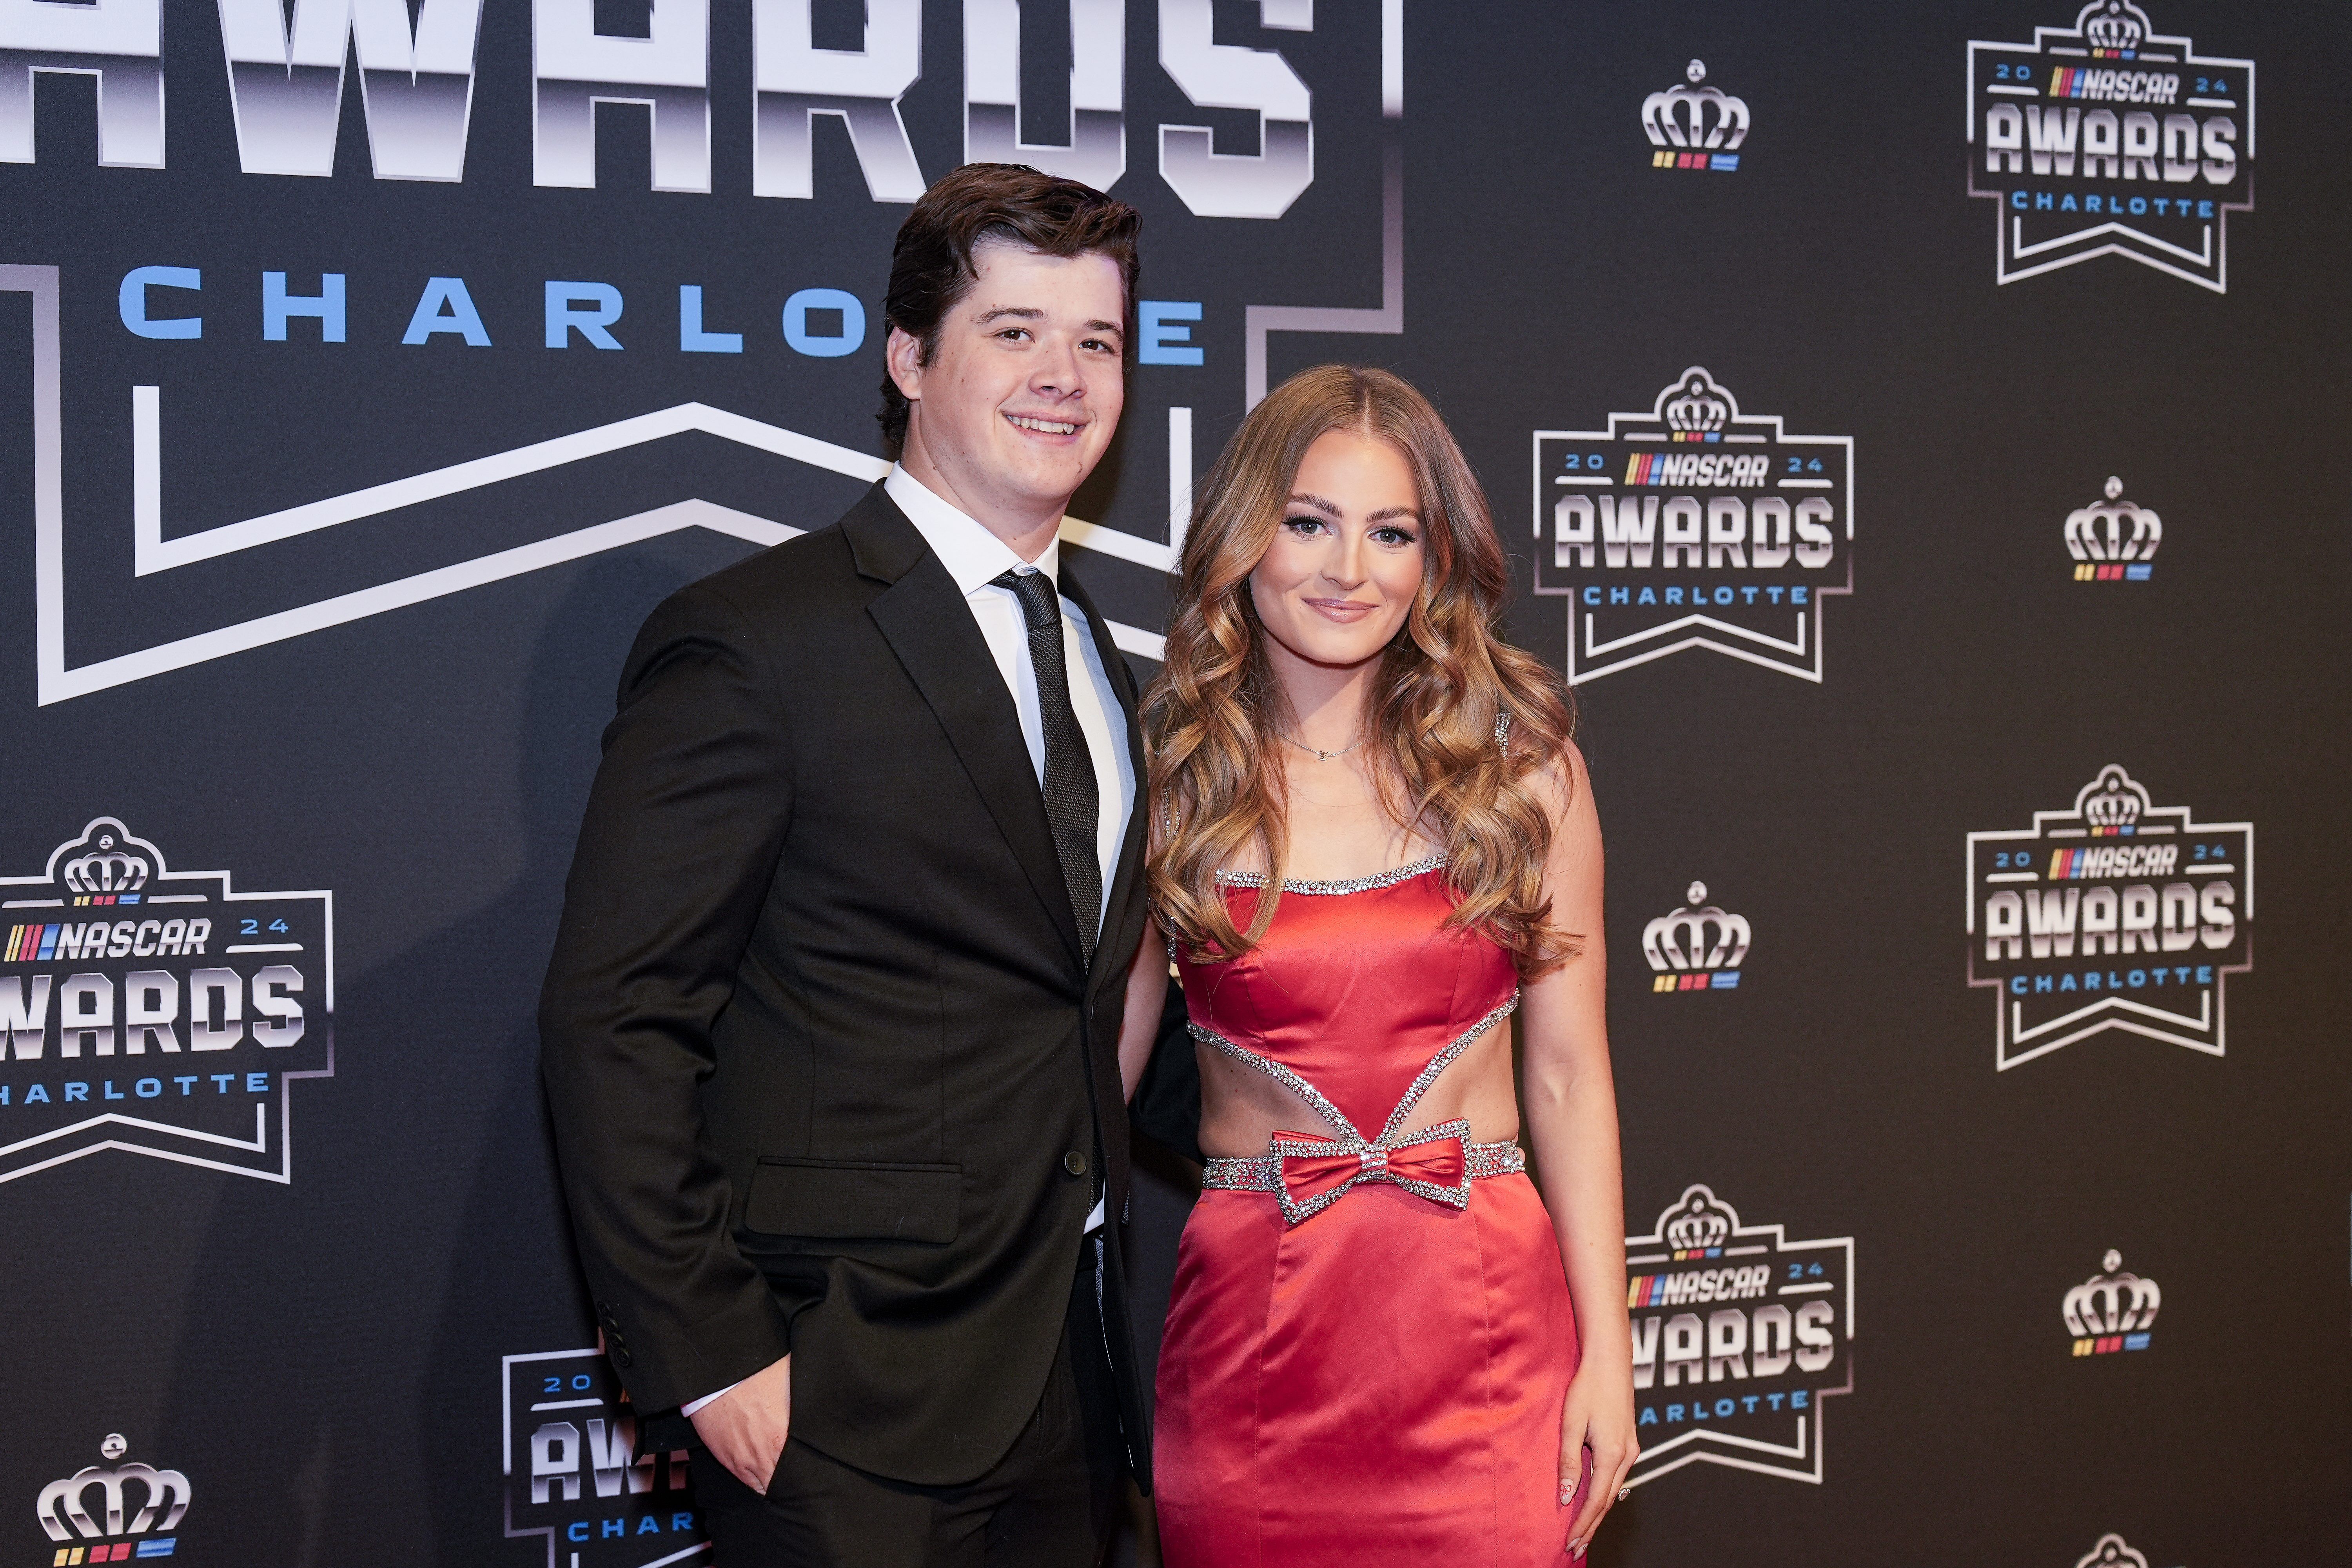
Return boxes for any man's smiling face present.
[889,239,1127,534]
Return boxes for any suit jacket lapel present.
[1058,561,1151,1005]
[848,487,1085,970]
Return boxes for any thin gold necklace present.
[1278,731,1368,763]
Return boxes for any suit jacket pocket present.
[742,1157,962,1245]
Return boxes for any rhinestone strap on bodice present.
[1193,990,1523,1225]
[1212,852,1448,897]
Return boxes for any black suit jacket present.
[540,483,1182,1488]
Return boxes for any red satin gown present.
[1155,855,1581,1566]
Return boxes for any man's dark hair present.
[878,163,1142,455]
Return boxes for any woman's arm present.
[1115,923,1171,1103]
[1517,741,1637,1556]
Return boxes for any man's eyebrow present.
[969,306,1122,335]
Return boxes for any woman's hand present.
[1559,1357,1637,1556]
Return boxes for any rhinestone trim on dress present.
[1203,1136,1527,1195]
[1372,992,1521,1144]
[1214,853,1449,896]
[1187,1018,1369,1145]
[1187,989,1523,1224]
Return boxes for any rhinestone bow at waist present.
[1189,991,1523,1227]
[1203,1122,1528,1225]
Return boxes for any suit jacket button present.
[1063,1151,1089,1177]
[613,1348,633,1368]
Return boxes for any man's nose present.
[1031,336,1084,399]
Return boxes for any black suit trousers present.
[691,1241,1123,1568]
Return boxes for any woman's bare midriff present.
[1194,1021,1521,1160]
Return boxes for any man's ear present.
[886,325,925,402]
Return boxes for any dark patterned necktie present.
[993,569,1101,963]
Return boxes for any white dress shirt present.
[681,470,1132,1419]
[882,465,1136,920]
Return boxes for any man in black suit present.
[540,165,1193,1566]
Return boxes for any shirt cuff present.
[680,1381,740,1418]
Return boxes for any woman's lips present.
[1303,597,1377,622]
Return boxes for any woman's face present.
[1247,429,1426,671]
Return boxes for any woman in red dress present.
[1113,366,1637,1565]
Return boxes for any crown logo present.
[1661,1185,1738,1251]
[46,819,165,895]
[1641,65,1750,151]
[2078,1,2150,51]
[2076,764,2149,829]
[2074,1534,2151,1568]
[1664,375,1731,436]
[1643,881,1751,972]
[2063,1251,2162,1337]
[36,1437,192,1544]
[62,833,150,894]
[2064,476,2162,565]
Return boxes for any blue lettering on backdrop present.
[403,278,493,346]
[134,267,880,358]
[263,272,346,343]
[546,283,626,350]
[678,286,743,354]
[119,265,202,339]
[1138,300,1205,365]
[781,288,867,358]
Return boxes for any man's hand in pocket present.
[689,1354,793,1494]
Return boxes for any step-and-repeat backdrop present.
[4,2,2345,1564]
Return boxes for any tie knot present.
[992,568,1061,632]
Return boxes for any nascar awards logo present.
[1968,2,2255,291]
[1623,1185,1854,1489]
[1967,766,2250,1070]
[2066,1249,2160,1357]
[2067,476,2161,581]
[1643,882,1749,994]
[503,1345,702,1568]
[1533,368,1854,683]
[1642,60,1748,172]
[36,1434,189,1563]
[0,819,334,1183]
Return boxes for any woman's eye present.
[1282,515,1328,535]
[1373,526,1418,546]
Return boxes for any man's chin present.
[991,449,1101,507]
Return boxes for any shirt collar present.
[886,465,1060,597]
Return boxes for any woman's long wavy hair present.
[1144,365,1579,976]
